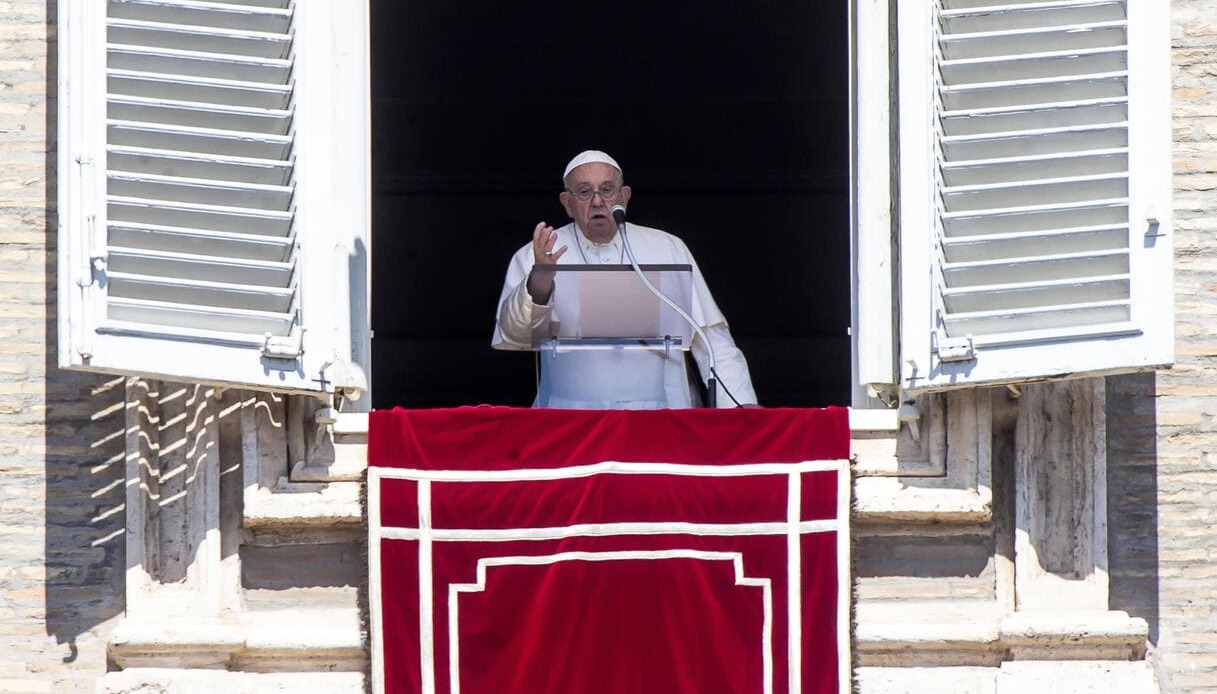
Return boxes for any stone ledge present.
[99,669,366,694]
[108,609,365,671]
[853,477,992,523]
[243,482,363,528]
[856,603,1004,667]
[856,661,1158,694]
[1001,611,1149,660]
[856,605,1148,665]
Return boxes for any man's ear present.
[559,191,574,218]
[620,185,632,207]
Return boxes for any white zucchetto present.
[562,150,622,181]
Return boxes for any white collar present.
[571,223,622,258]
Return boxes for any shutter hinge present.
[262,329,304,359]
[319,356,368,400]
[76,249,106,288]
[934,331,975,362]
[76,154,104,287]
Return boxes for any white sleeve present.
[492,248,552,350]
[690,323,758,407]
[494,278,551,349]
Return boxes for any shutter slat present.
[942,223,1128,261]
[941,200,1127,236]
[221,0,291,8]
[942,125,1126,160]
[108,171,293,209]
[108,18,291,58]
[941,120,1125,143]
[941,2,1125,34]
[945,277,1129,313]
[108,197,292,235]
[941,68,1127,94]
[108,246,292,285]
[941,47,1126,84]
[941,74,1126,110]
[942,0,1122,11]
[108,145,293,186]
[108,43,290,82]
[108,272,293,312]
[108,69,291,109]
[943,248,1127,284]
[107,297,294,335]
[941,21,1126,59]
[941,99,1127,136]
[941,173,1127,213]
[109,222,293,261]
[942,150,1127,186]
[109,0,293,34]
[943,303,1131,336]
[108,121,291,160]
[108,96,290,135]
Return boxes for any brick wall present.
[1104,3,1217,692]
[0,2,126,692]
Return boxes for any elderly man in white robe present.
[493,150,758,409]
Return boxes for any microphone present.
[613,202,722,407]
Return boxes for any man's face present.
[560,162,632,244]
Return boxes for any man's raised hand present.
[527,222,565,304]
[531,222,567,266]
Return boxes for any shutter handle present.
[1145,206,1165,239]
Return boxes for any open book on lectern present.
[536,264,695,349]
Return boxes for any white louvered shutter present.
[58,0,369,394]
[896,0,1173,392]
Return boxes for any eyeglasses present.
[566,185,622,203]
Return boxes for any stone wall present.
[0,1,128,692]
[1120,3,1217,690]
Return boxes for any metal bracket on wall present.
[898,401,921,444]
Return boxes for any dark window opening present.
[370,0,850,409]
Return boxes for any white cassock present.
[492,222,757,409]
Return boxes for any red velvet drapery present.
[369,406,850,694]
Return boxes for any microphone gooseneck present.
[614,207,721,407]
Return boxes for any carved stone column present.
[115,379,235,667]
[1001,378,1152,687]
[1013,378,1109,613]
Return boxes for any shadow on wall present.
[42,3,128,664]
[40,370,127,666]
[1105,372,1161,645]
